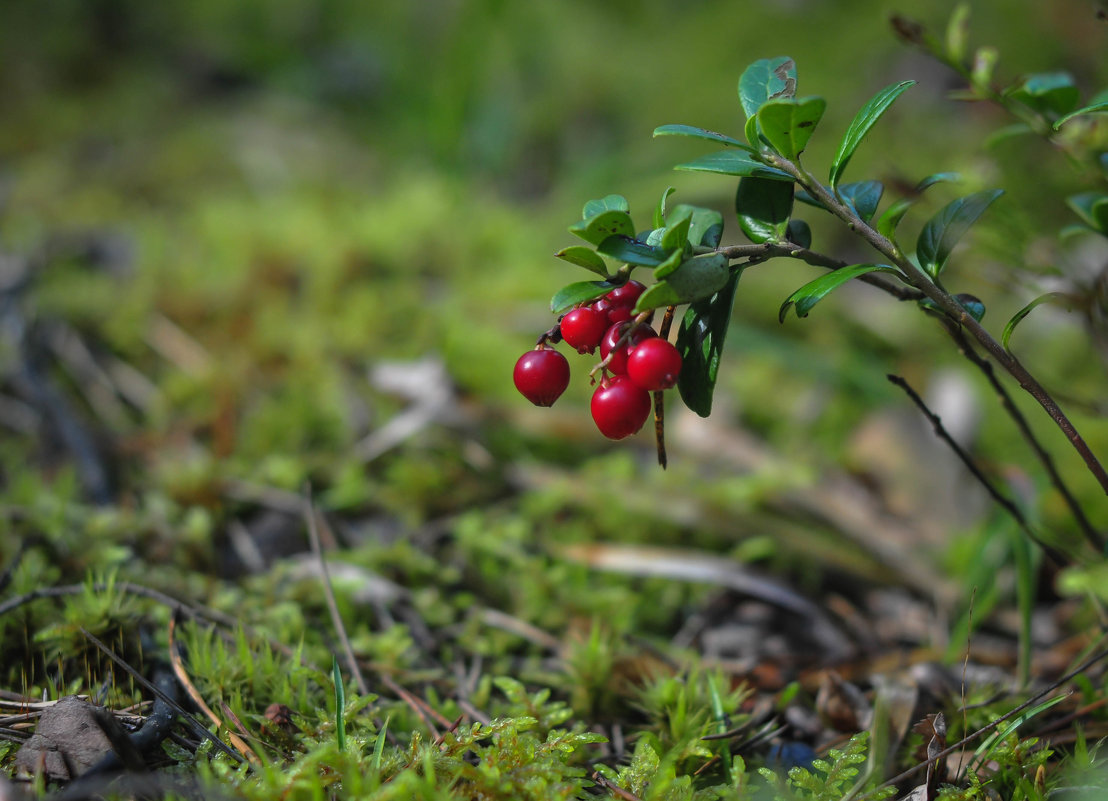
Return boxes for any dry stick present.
[887,374,1070,567]
[945,325,1103,551]
[77,627,245,766]
[770,154,1108,496]
[302,492,371,698]
[878,643,1108,792]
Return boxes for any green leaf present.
[674,150,793,181]
[653,124,753,151]
[634,254,729,312]
[654,186,676,228]
[597,235,669,267]
[945,4,971,63]
[661,208,693,251]
[333,656,347,751]
[954,293,986,322]
[739,57,797,119]
[554,246,608,276]
[756,97,827,160]
[735,177,794,244]
[916,189,1004,278]
[1054,100,1108,130]
[676,271,741,417]
[1008,72,1080,116]
[550,280,615,313]
[786,219,811,249]
[654,247,684,279]
[1066,192,1108,234]
[568,209,636,245]
[583,194,629,218]
[830,80,916,187]
[874,172,960,240]
[779,264,901,322]
[1002,292,1071,351]
[670,204,724,248]
[838,181,883,223]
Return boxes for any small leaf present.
[333,657,347,751]
[654,247,684,279]
[1066,192,1108,234]
[874,173,959,240]
[779,264,901,322]
[837,181,884,223]
[568,209,636,245]
[634,254,729,311]
[1050,100,1108,131]
[583,194,630,219]
[653,124,753,151]
[654,186,676,228]
[676,272,741,417]
[1008,72,1080,117]
[661,208,693,251]
[984,122,1034,149]
[550,280,615,313]
[739,57,797,119]
[830,80,916,187]
[1002,292,1071,351]
[756,97,827,160]
[971,46,998,90]
[954,293,985,322]
[945,4,971,63]
[670,204,725,248]
[916,189,1004,278]
[786,219,812,249]
[674,151,793,181]
[735,177,794,244]
[597,235,669,267]
[555,246,608,276]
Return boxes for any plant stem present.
[767,153,1108,497]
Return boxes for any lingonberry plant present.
[513,14,1107,564]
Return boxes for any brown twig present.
[887,373,1070,566]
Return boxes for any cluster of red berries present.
[513,281,683,440]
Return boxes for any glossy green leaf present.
[661,208,693,251]
[739,57,797,119]
[1002,292,1070,351]
[653,124,753,151]
[550,280,615,313]
[654,186,676,229]
[1066,192,1108,234]
[644,227,665,247]
[554,246,608,276]
[874,173,960,240]
[735,177,794,244]
[568,209,636,245]
[916,189,1004,278]
[1008,72,1079,116]
[654,247,685,279]
[676,271,741,417]
[674,150,793,181]
[634,253,729,312]
[583,194,629,219]
[1054,100,1108,130]
[779,264,900,322]
[830,80,915,187]
[670,203,724,248]
[756,97,827,160]
[786,219,811,249]
[597,235,669,267]
[838,181,884,223]
[333,656,346,751]
[954,293,985,322]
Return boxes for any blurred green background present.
[1,0,1106,581]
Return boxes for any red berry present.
[600,322,656,375]
[604,280,646,309]
[627,338,683,391]
[513,348,570,407]
[606,305,633,324]
[591,376,652,440]
[559,307,608,354]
